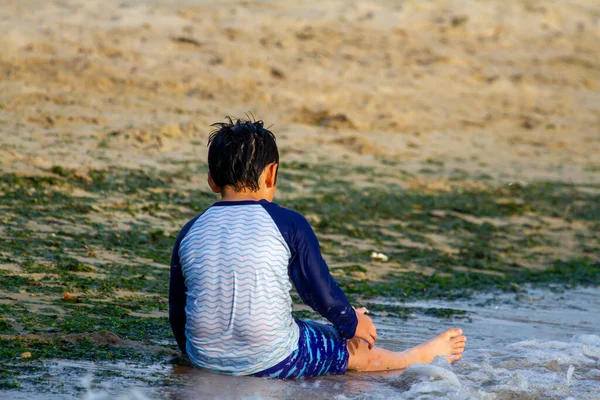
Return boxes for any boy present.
[169,118,466,378]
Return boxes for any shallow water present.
[4,286,599,399]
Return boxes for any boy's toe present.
[450,335,467,345]
[445,328,463,339]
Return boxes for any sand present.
[0,2,598,396]
[0,0,598,185]
[0,0,598,298]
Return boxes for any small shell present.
[370,251,389,262]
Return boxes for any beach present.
[0,0,599,398]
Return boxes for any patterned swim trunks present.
[253,319,349,379]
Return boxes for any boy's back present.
[174,200,299,375]
[169,117,466,379]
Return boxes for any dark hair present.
[207,117,279,192]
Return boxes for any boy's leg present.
[347,328,466,372]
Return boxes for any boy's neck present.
[220,187,269,202]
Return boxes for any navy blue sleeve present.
[262,203,358,339]
[169,214,201,354]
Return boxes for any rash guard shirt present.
[168,199,358,375]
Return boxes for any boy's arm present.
[288,217,358,339]
[169,252,187,354]
[169,217,200,354]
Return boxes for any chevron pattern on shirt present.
[179,204,300,375]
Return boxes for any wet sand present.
[3,286,600,399]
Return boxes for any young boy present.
[169,118,466,378]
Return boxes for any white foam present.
[403,362,462,388]
[576,335,600,346]
[566,365,575,386]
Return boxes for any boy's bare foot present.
[414,328,467,364]
[346,327,466,372]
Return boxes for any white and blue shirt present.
[169,200,357,376]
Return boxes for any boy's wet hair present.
[207,116,279,192]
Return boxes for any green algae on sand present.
[0,164,598,392]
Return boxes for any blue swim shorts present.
[253,319,349,379]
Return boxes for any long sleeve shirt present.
[169,199,357,375]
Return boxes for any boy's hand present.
[353,307,377,349]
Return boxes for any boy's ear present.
[265,163,278,189]
[207,173,221,194]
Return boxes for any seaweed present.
[0,162,597,394]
